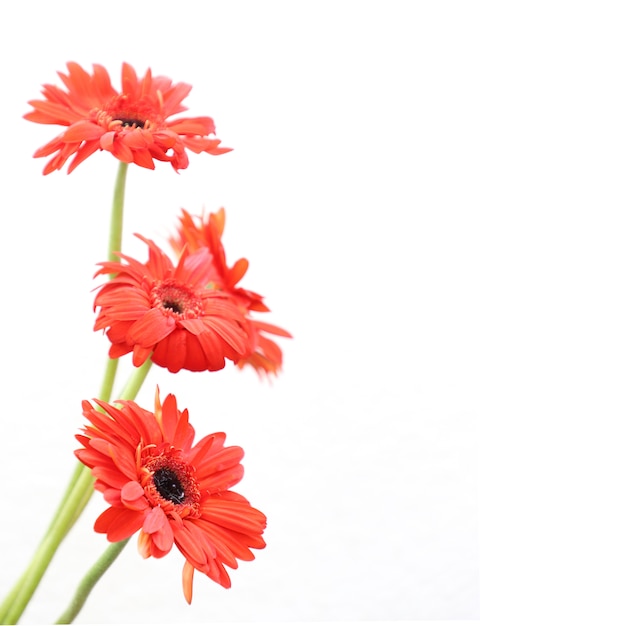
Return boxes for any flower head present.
[25,62,231,174]
[75,389,266,603]
[94,235,248,373]
[170,208,292,377]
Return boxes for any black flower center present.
[151,279,203,319]
[162,299,184,314]
[153,468,185,504]
[117,116,146,128]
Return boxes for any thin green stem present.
[55,539,130,624]
[9,360,118,575]
[63,359,120,530]
[1,465,95,624]
[52,363,153,625]
[0,163,131,624]
[108,162,128,263]
[0,572,27,624]
[117,358,153,402]
[99,357,119,404]
[0,361,153,624]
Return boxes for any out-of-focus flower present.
[76,389,267,603]
[25,62,230,174]
[93,235,247,373]
[170,208,292,377]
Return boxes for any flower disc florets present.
[142,447,201,517]
[150,280,204,319]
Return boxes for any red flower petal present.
[62,120,105,142]
[94,506,145,542]
[121,481,148,511]
[128,308,176,346]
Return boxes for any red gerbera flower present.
[93,235,248,373]
[24,62,231,174]
[75,389,267,603]
[170,208,292,377]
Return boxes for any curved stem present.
[55,539,130,624]
[0,162,133,624]
[0,360,153,624]
[1,465,95,624]
[52,362,153,625]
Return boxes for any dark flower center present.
[151,280,203,319]
[153,468,185,504]
[162,299,184,314]
[117,116,146,128]
[142,450,201,517]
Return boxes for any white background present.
[1,1,625,625]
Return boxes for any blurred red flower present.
[170,208,292,377]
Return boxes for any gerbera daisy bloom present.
[24,62,231,174]
[93,235,248,373]
[169,208,292,377]
[75,389,267,603]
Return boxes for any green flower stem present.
[52,364,153,626]
[0,445,98,622]
[0,570,28,624]
[99,356,119,406]
[0,161,133,624]
[55,538,130,624]
[22,359,120,552]
[0,359,153,624]
[108,162,128,263]
[116,358,153,402]
[1,463,95,624]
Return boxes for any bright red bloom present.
[75,389,267,603]
[170,208,292,377]
[24,62,231,174]
[94,235,248,373]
